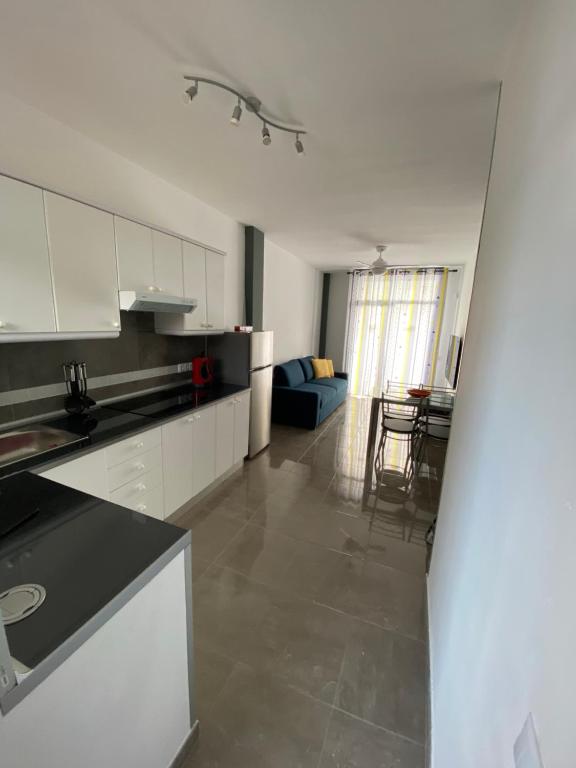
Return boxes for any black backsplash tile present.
[0,404,14,425]
[93,373,190,402]
[11,396,65,422]
[0,313,205,393]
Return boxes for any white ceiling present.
[0,0,523,269]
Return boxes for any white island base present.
[0,548,196,768]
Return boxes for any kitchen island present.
[0,472,196,768]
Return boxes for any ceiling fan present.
[355,245,389,275]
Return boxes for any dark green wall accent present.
[318,273,331,358]
[244,226,264,331]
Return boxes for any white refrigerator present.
[215,331,274,457]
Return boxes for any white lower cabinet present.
[38,449,109,500]
[215,398,235,478]
[39,392,250,522]
[162,406,217,517]
[163,392,250,517]
[162,414,195,516]
[233,391,251,464]
[110,471,164,520]
[193,406,216,496]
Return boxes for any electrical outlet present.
[514,714,544,768]
[177,362,192,373]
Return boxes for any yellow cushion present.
[312,358,334,378]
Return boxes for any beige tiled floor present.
[176,396,443,768]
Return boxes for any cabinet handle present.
[133,441,145,449]
[135,482,147,492]
[136,503,147,513]
[146,285,160,292]
[134,462,145,471]
[0,321,6,329]
[186,416,195,423]
[112,321,120,328]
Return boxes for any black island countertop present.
[0,382,249,479]
[0,472,190,672]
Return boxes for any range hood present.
[119,290,198,314]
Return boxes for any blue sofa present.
[272,356,348,430]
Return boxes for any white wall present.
[429,3,576,767]
[263,238,321,363]
[0,90,244,327]
[324,271,350,370]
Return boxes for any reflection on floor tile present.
[319,709,425,768]
[217,525,426,639]
[187,663,332,768]
[336,620,427,742]
[193,646,236,721]
[179,396,445,766]
[194,565,351,703]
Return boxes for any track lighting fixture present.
[262,123,271,146]
[230,98,242,126]
[183,80,198,103]
[182,75,307,154]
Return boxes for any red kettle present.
[191,356,214,387]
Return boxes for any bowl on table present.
[407,388,432,398]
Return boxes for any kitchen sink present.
[0,426,85,470]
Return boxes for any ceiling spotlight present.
[230,98,242,126]
[262,123,271,146]
[295,134,304,156]
[183,81,198,103]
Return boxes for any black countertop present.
[0,472,188,670]
[106,382,246,420]
[0,383,249,479]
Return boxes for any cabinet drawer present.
[106,428,161,467]
[110,479,164,520]
[107,446,162,491]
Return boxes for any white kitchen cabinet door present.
[38,450,109,500]
[152,230,183,296]
[205,250,226,331]
[0,176,56,334]
[44,192,120,333]
[215,398,235,477]
[192,406,216,496]
[182,241,206,330]
[233,392,251,464]
[114,217,154,293]
[162,415,194,516]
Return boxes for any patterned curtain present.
[344,268,457,396]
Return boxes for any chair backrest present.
[379,395,422,422]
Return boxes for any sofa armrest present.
[335,372,348,380]
[272,386,321,430]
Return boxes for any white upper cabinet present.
[114,217,154,293]
[155,243,227,335]
[44,192,120,333]
[205,250,226,331]
[0,176,56,334]
[152,230,183,296]
[182,241,207,331]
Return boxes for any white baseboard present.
[426,575,435,768]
